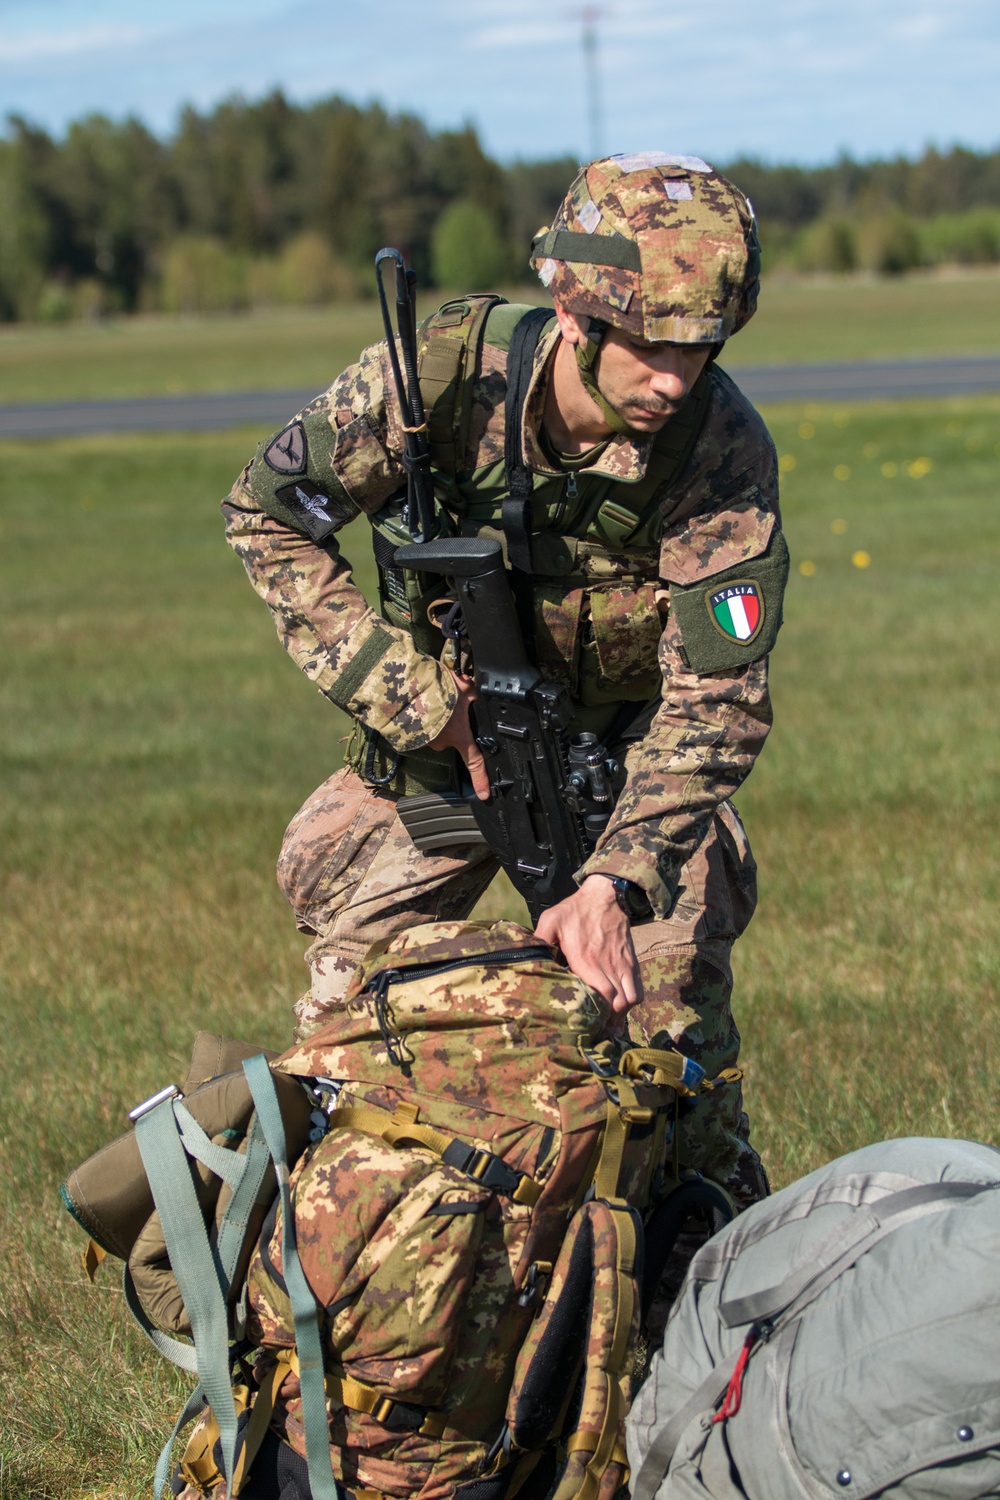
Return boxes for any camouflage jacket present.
[223,315,784,918]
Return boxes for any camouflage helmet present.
[530,153,761,345]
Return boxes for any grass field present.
[1,269,1000,405]
[1,392,998,1497]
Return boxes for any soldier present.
[225,153,788,1215]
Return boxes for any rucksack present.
[626,1135,1000,1500]
[65,919,734,1500]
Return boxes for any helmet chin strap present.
[574,318,637,437]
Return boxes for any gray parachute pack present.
[628,1136,1000,1500]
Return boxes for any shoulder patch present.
[263,421,308,475]
[707,580,764,645]
[670,530,789,673]
[249,403,361,539]
[274,481,352,543]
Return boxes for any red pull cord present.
[712,1328,758,1424]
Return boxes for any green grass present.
[728,268,1000,365]
[1,401,998,1495]
[1,270,999,405]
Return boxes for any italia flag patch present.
[707,580,764,644]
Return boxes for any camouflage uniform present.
[225,155,785,1210]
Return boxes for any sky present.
[1,0,998,167]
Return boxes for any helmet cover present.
[530,152,760,344]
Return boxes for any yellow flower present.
[852,551,871,569]
[834,464,851,481]
[907,457,933,478]
[862,442,880,459]
[779,453,798,474]
[834,411,850,428]
[798,421,816,440]
[881,461,898,478]
[831,519,847,534]
[798,559,817,577]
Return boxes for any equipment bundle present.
[63,919,732,1500]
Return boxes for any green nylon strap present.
[122,1263,200,1374]
[154,1386,208,1500]
[531,228,641,271]
[327,624,394,711]
[242,1055,341,1500]
[213,1114,274,1316]
[174,1106,246,1190]
[134,1098,242,1496]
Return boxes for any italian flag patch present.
[707,581,764,643]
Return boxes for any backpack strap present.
[242,1055,342,1500]
[133,1091,253,1494]
[328,1102,543,1206]
[503,1198,642,1500]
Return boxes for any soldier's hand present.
[428,670,490,801]
[535,875,644,1021]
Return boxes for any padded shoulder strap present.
[418,294,507,481]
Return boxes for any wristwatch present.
[603,875,652,922]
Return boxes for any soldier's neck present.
[542,337,613,454]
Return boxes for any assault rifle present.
[374,246,623,921]
[394,536,624,922]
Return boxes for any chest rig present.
[367,298,711,710]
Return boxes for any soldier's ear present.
[553,303,587,345]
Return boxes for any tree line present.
[2,93,999,322]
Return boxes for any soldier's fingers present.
[464,745,491,801]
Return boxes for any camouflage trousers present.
[276,768,769,1212]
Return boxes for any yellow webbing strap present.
[178,1383,252,1493]
[619,1046,699,1094]
[702,1066,744,1091]
[327,1104,542,1208]
[231,1361,288,1496]
[83,1238,107,1282]
[284,1351,447,1440]
[593,1097,630,1204]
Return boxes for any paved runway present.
[2,355,999,438]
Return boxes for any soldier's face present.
[555,306,712,433]
[592,327,712,432]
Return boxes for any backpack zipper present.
[366,945,555,999]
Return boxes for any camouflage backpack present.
[66,919,734,1500]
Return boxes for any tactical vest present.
[367,298,712,720]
